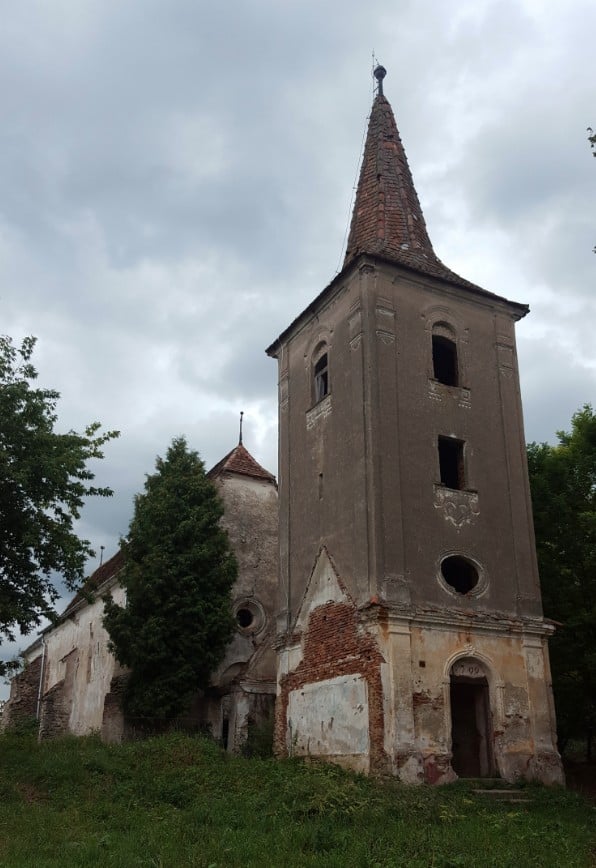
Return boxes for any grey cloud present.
[519,333,596,444]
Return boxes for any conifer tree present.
[103,437,237,723]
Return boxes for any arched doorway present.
[449,657,494,778]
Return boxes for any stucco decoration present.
[451,657,488,680]
[496,338,515,378]
[303,329,333,373]
[433,485,480,527]
[375,298,396,345]
[348,303,363,351]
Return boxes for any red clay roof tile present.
[207,443,276,484]
[344,94,488,294]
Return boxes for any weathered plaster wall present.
[276,547,563,785]
[217,474,278,619]
[368,610,563,785]
[276,550,387,774]
[287,675,370,773]
[36,584,126,737]
[271,253,562,785]
[273,259,543,630]
[210,472,279,750]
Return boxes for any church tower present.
[266,67,563,784]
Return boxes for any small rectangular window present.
[438,436,465,490]
[432,335,458,386]
[314,353,329,402]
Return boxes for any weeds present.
[0,729,593,867]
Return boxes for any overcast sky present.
[1,0,594,686]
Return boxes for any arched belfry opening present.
[449,658,494,778]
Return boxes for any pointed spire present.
[344,67,477,291]
[239,410,244,446]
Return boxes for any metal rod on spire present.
[239,411,244,446]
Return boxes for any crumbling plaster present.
[369,610,563,784]
[275,549,562,785]
[26,582,126,736]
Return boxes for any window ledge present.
[428,379,471,408]
[435,484,478,495]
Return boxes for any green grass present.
[0,730,594,867]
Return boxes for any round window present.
[233,599,266,634]
[236,608,254,629]
[440,555,479,595]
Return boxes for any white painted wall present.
[287,674,370,772]
[37,585,126,734]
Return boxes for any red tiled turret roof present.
[207,443,276,484]
[344,76,486,294]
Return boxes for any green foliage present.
[0,731,593,867]
[0,335,118,670]
[3,714,40,738]
[103,437,237,723]
[527,405,596,751]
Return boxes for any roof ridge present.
[60,549,124,619]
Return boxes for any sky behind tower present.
[1,0,594,680]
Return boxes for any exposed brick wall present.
[1,656,42,730]
[276,600,388,773]
[39,679,71,739]
[101,673,128,742]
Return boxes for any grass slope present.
[0,730,594,867]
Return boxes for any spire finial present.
[239,410,244,446]
[373,64,387,96]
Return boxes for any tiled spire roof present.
[344,74,483,293]
[207,443,276,484]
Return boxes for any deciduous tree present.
[527,405,596,756]
[0,335,118,674]
[103,437,237,723]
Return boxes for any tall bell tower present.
[266,67,563,784]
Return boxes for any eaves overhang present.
[265,252,529,357]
